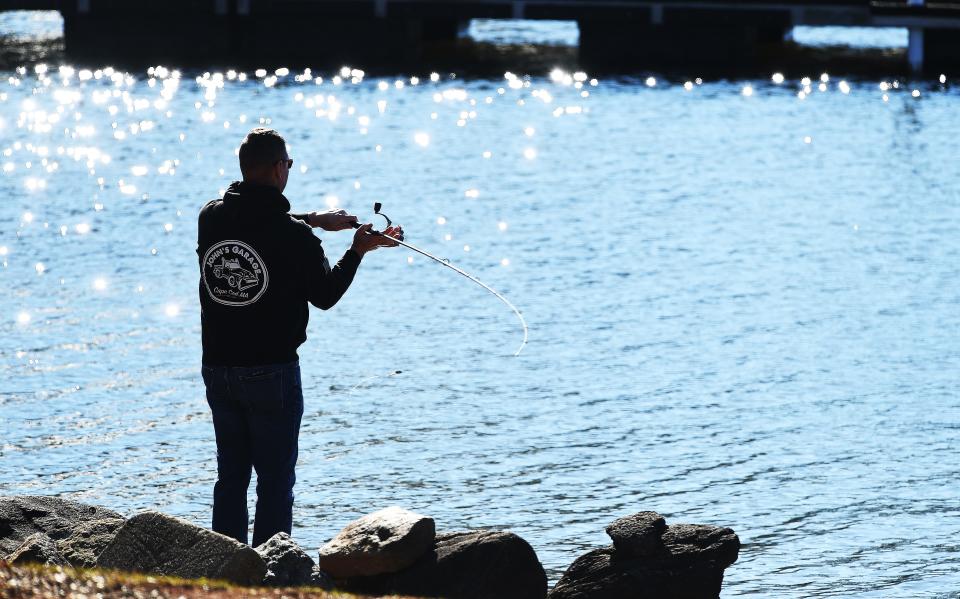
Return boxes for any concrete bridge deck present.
[0,0,958,69]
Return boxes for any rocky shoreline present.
[1,496,740,598]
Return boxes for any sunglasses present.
[277,158,293,169]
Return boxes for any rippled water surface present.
[1,19,959,598]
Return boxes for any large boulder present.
[549,513,739,599]
[318,507,435,578]
[96,511,265,585]
[56,517,126,568]
[255,532,328,587]
[7,532,69,566]
[0,496,124,558]
[341,530,548,599]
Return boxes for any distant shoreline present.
[0,33,914,78]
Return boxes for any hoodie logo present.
[202,240,269,306]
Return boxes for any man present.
[197,127,402,546]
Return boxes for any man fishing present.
[197,127,403,546]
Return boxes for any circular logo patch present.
[202,240,269,306]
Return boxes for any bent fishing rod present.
[351,203,528,356]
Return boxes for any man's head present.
[238,128,292,191]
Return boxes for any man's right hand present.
[351,223,404,256]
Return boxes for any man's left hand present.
[306,210,358,231]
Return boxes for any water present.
[2,15,960,598]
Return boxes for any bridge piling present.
[907,0,924,72]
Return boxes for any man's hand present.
[351,224,404,256]
[305,210,358,231]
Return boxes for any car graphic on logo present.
[212,258,259,291]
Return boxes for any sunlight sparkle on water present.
[16,311,30,325]
[35,262,45,274]
[414,132,430,147]
[772,73,785,84]
[164,304,180,317]
[93,277,108,291]
[465,189,480,198]
[523,148,537,160]
[75,223,90,234]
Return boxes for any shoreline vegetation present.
[0,33,912,77]
[0,562,402,599]
[1,496,740,598]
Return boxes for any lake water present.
[1,14,959,598]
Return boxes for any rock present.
[549,547,732,599]
[549,519,740,599]
[0,496,124,558]
[309,565,334,589]
[56,517,126,568]
[96,511,265,585]
[660,524,740,568]
[255,532,316,587]
[341,530,548,599]
[391,530,548,599]
[318,506,435,578]
[7,533,69,566]
[605,512,666,557]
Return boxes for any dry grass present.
[0,562,418,599]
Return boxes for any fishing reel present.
[351,202,393,234]
[374,202,392,228]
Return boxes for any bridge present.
[1,0,958,70]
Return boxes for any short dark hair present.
[238,128,287,177]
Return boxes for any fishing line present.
[345,369,403,394]
[354,203,528,356]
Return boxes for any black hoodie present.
[197,181,362,366]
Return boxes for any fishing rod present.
[352,202,528,356]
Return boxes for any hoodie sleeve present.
[301,231,363,310]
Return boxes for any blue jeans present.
[202,360,303,547]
